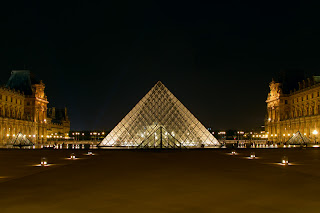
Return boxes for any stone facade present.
[0,70,70,144]
[266,76,320,143]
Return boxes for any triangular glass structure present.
[10,132,34,147]
[99,81,219,148]
[287,131,311,144]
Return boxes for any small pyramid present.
[10,133,34,147]
[99,81,219,148]
[287,131,311,144]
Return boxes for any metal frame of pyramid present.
[99,81,220,148]
[287,131,311,144]
[10,132,34,147]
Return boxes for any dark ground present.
[0,148,319,213]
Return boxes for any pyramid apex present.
[156,81,163,85]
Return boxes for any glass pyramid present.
[99,81,219,148]
[287,131,311,144]
[10,132,34,147]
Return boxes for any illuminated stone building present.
[266,71,320,143]
[0,70,70,144]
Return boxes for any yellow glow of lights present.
[313,130,318,135]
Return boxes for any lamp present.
[282,156,288,165]
[70,153,76,160]
[41,157,48,166]
[250,152,256,159]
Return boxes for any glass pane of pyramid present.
[99,81,220,148]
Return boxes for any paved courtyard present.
[0,148,320,213]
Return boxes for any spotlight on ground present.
[231,150,237,155]
[88,151,93,156]
[41,157,48,166]
[70,153,76,160]
[281,156,289,165]
[250,152,256,159]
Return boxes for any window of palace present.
[285,100,288,104]
[318,91,320,97]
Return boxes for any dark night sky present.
[1,1,320,131]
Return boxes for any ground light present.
[250,152,256,159]
[70,153,76,160]
[282,156,289,165]
[41,157,48,166]
[231,150,237,155]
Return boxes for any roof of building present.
[6,70,40,95]
[274,70,320,94]
[48,107,68,124]
[275,70,306,94]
